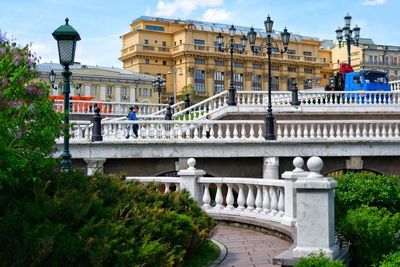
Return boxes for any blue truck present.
[326,63,391,103]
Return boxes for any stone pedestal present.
[292,157,339,259]
[178,158,205,204]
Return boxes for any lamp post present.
[51,18,81,172]
[216,25,247,106]
[152,73,166,107]
[247,16,290,140]
[335,13,360,65]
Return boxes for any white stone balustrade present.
[390,80,400,91]
[276,120,400,140]
[173,91,227,120]
[150,100,186,116]
[197,177,290,224]
[125,177,181,193]
[101,120,265,141]
[52,99,168,116]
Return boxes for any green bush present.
[335,172,400,219]
[0,171,216,266]
[377,251,400,267]
[294,252,345,267]
[337,205,400,267]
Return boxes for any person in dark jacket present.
[126,105,139,139]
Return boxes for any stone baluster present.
[225,124,231,139]
[217,124,223,139]
[257,124,263,139]
[226,184,235,210]
[322,124,328,138]
[164,182,170,193]
[368,123,374,138]
[215,183,224,210]
[249,123,255,139]
[290,125,295,139]
[374,123,381,138]
[388,124,394,138]
[246,184,255,212]
[296,124,302,139]
[255,185,263,213]
[262,185,271,213]
[329,124,335,138]
[270,187,278,215]
[316,124,322,138]
[276,125,283,139]
[241,124,246,139]
[382,123,387,138]
[193,126,199,140]
[202,184,211,209]
[237,184,245,211]
[395,124,400,137]
[210,125,215,139]
[283,124,289,139]
[278,188,285,216]
[185,125,191,139]
[177,126,183,139]
[342,124,348,139]
[233,124,239,139]
[201,125,207,140]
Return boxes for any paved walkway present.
[213,224,292,267]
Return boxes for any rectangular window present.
[106,86,113,98]
[215,60,225,66]
[304,79,312,89]
[234,62,243,68]
[144,39,149,45]
[369,55,373,63]
[149,88,152,97]
[303,51,312,56]
[271,77,279,91]
[91,85,98,96]
[253,63,261,69]
[271,65,279,71]
[143,88,148,97]
[252,74,262,91]
[374,55,378,63]
[288,67,296,72]
[287,49,296,55]
[122,87,128,100]
[145,59,149,64]
[138,88,142,96]
[234,73,243,91]
[195,70,205,92]
[145,25,165,32]
[214,71,225,93]
[163,61,167,65]
[385,56,389,65]
[162,41,167,47]
[194,39,205,45]
[304,68,313,74]
[195,58,205,64]
[394,57,398,65]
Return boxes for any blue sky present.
[0,0,398,68]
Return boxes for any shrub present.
[337,205,400,267]
[0,31,61,188]
[0,171,216,266]
[294,252,345,267]
[377,251,400,267]
[335,172,400,219]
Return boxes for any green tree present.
[295,252,345,267]
[0,31,61,187]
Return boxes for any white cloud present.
[362,0,386,6]
[201,8,232,22]
[153,0,224,18]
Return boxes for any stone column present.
[293,156,339,259]
[84,84,91,97]
[115,85,121,102]
[263,156,279,179]
[84,158,106,176]
[280,157,308,226]
[130,85,136,103]
[178,158,205,204]
[100,85,106,100]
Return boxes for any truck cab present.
[344,70,390,92]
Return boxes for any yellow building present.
[331,38,400,81]
[37,62,157,104]
[120,16,330,100]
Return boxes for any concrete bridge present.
[56,90,400,177]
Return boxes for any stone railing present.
[237,91,400,107]
[67,119,400,142]
[390,80,400,91]
[126,157,341,261]
[52,99,168,116]
[276,120,400,140]
[151,100,186,116]
[173,91,228,120]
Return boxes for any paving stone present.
[214,224,291,267]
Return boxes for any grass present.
[183,240,221,267]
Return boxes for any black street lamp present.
[247,16,290,140]
[216,25,247,106]
[335,13,360,65]
[152,72,166,106]
[52,18,81,172]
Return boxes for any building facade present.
[37,63,157,103]
[331,38,400,81]
[120,16,330,99]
